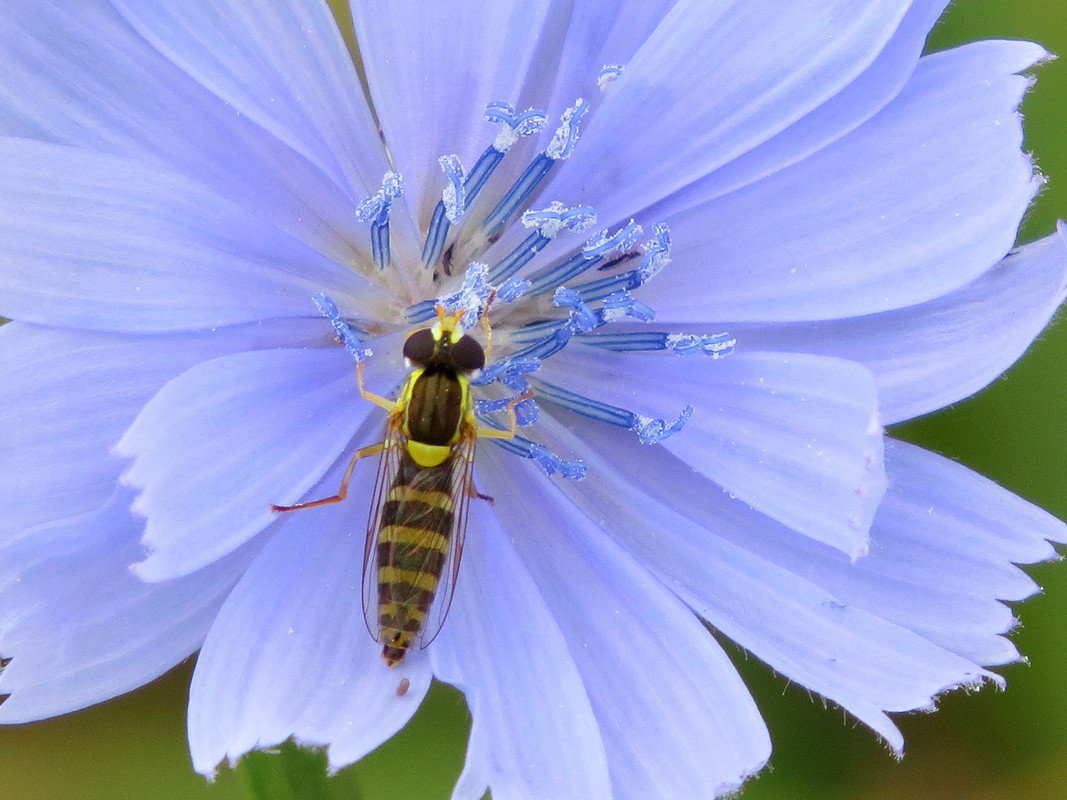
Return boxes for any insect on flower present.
[271,301,529,672]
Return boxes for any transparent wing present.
[418,421,477,648]
[361,414,405,643]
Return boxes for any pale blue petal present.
[646,0,949,215]
[542,349,885,557]
[0,139,387,332]
[0,319,323,540]
[188,455,430,776]
[431,499,612,800]
[116,346,402,581]
[110,0,390,204]
[538,414,995,753]
[0,490,254,723]
[546,0,912,226]
[717,225,1067,423]
[540,0,679,112]
[0,0,368,263]
[644,40,1044,322]
[480,448,771,800]
[350,0,554,224]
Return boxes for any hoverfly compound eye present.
[403,328,436,364]
[452,335,486,372]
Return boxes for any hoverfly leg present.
[357,361,396,413]
[479,288,499,359]
[475,389,534,441]
[466,480,495,505]
[270,442,385,513]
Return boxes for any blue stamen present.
[640,223,672,280]
[597,291,655,323]
[574,331,737,357]
[515,397,540,426]
[545,99,591,160]
[497,275,532,303]
[471,356,542,390]
[665,332,737,357]
[597,65,625,90]
[573,270,643,302]
[524,220,642,297]
[439,155,467,224]
[492,434,586,479]
[484,102,549,152]
[419,155,467,270]
[481,153,555,238]
[511,318,569,344]
[439,261,493,327]
[421,103,547,270]
[356,172,403,270]
[553,287,599,332]
[634,406,695,445]
[535,380,693,445]
[481,99,592,238]
[463,146,506,201]
[488,201,596,284]
[535,381,635,428]
[474,396,540,426]
[312,293,372,362]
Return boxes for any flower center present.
[324,66,736,476]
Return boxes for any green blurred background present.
[3,1,1066,798]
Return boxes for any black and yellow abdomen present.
[377,366,466,666]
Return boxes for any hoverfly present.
[272,305,527,669]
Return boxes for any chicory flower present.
[1,2,1065,798]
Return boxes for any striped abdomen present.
[377,450,454,666]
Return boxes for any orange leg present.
[479,288,498,359]
[271,442,385,512]
[476,390,533,441]
[358,361,396,412]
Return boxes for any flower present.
[1,0,1065,797]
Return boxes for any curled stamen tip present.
[438,155,467,223]
[597,64,625,90]
[583,220,643,259]
[553,287,599,332]
[546,98,591,160]
[529,443,587,479]
[485,101,548,151]
[356,171,403,224]
[665,332,737,358]
[312,293,373,363]
[439,261,491,324]
[640,223,673,282]
[634,405,694,445]
[522,201,597,237]
[599,291,655,323]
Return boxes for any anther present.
[356,172,403,271]
[481,99,592,240]
[492,434,586,479]
[573,223,670,302]
[312,294,373,362]
[421,103,547,271]
[535,381,693,445]
[523,220,642,297]
[597,64,625,90]
[488,201,596,284]
[574,331,736,358]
